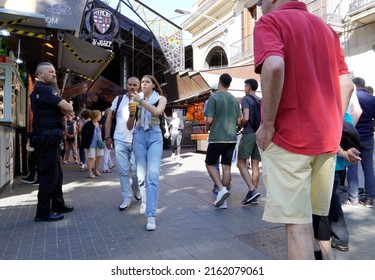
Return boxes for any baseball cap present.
[210,83,218,92]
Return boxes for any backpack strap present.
[135,100,161,122]
[114,95,124,117]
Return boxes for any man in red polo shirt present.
[254,0,353,259]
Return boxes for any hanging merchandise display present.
[186,102,205,124]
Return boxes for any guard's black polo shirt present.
[31,81,64,133]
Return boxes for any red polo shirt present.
[254,2,349,155]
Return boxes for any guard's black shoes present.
[52,205,74,213]
[21,176,35,184]
[34,212,64,222]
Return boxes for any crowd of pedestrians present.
[21,0,374,260]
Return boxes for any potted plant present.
[0,37,9,63]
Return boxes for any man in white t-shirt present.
[104,77,141,211]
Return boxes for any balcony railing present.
[229,34,253,63]
[349,0,375,13]
[306,0,349,24]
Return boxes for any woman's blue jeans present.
[133,126,163,217]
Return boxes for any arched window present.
[205,46,228,69]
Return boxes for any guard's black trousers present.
[35,134,66,216]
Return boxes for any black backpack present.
[245,95,261,131]
[341,120,360,150]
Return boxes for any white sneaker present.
[139,203,146,215]
[219,200,228,209]
[214,187,230,207]
[146,217,156,231]
[119,200,132,211]
[81,164,87,169]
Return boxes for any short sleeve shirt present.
[253,1,349,155]
[31,81,63,133]
[241,95,256,134]
[205,91,241,143]
[110,94,134,143]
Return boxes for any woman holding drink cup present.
[127,75,167,231]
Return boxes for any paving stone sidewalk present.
[0,148,374,260]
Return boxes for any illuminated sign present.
[0,0,88,31]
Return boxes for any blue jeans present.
[347,137,375,199]
[329,171,349,246]
[133,126,163,217]
[114,139,138,202]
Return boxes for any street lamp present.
[175,9,227,36]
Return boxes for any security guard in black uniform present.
[31,62,74,222]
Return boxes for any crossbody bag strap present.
[114,95,124,116]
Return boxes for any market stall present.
[186,101,209,153]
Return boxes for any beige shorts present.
[260,142,336,224]
[86,147,104,159]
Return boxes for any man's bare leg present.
[286,223,315,259]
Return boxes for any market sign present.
[83,8,119,49]
[0,0,88,31]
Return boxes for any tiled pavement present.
[0,148,374,260]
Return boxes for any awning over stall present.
[0,4,113,81]
[164,71,210,107]
[57,32,114,80]
[0,7,46,38]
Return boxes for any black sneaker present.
[359,196,373,208]
[21,176,35,184]
[241,189,260,205]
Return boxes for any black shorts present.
[205,143,236,166]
